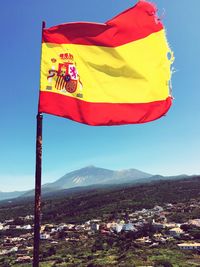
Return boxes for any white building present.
[22,224,32,230]
[153,206,164,212]
[9,247,18,253]
[40,233,50,240]
[189,219,200,228]
[90,223,100,232]
[169,227,183,237]
[152,220,165,230]
[114,223,123,233]
[24,215,34,220]
[178,243,200,250]
[122,222,137,232]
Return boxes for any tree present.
[92,238,104,252]
[47,246,56,256]
[180,224,190,232]
[13,217,24,225]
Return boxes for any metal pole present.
[33,113,43,267]
[33,21,45,267]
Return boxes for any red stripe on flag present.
[39,91,172,126]
[42,2,163,47]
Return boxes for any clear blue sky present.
[1,0,200,191]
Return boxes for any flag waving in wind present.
[39,0,174,126]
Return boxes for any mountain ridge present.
[43,166,152,189]
[0,190,27,201]
[0,166,194,201]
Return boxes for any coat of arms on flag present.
[45,52,83,97]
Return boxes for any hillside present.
[0,175,200,223]
[0,190,27,201]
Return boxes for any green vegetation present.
[2,235,199,267]
[1,176,200,266]
[3,239,199,267]
[1,176,200,224]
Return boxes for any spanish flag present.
[39,1,173,126]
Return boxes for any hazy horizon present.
[1,165,199,193]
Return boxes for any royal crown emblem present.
[46,52,83,97]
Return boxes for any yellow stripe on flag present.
[40,30,172,104]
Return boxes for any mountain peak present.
[80,165,97,170]
[43,166,152,191]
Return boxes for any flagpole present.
[33,21,45,267]
[33,113,43,267]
